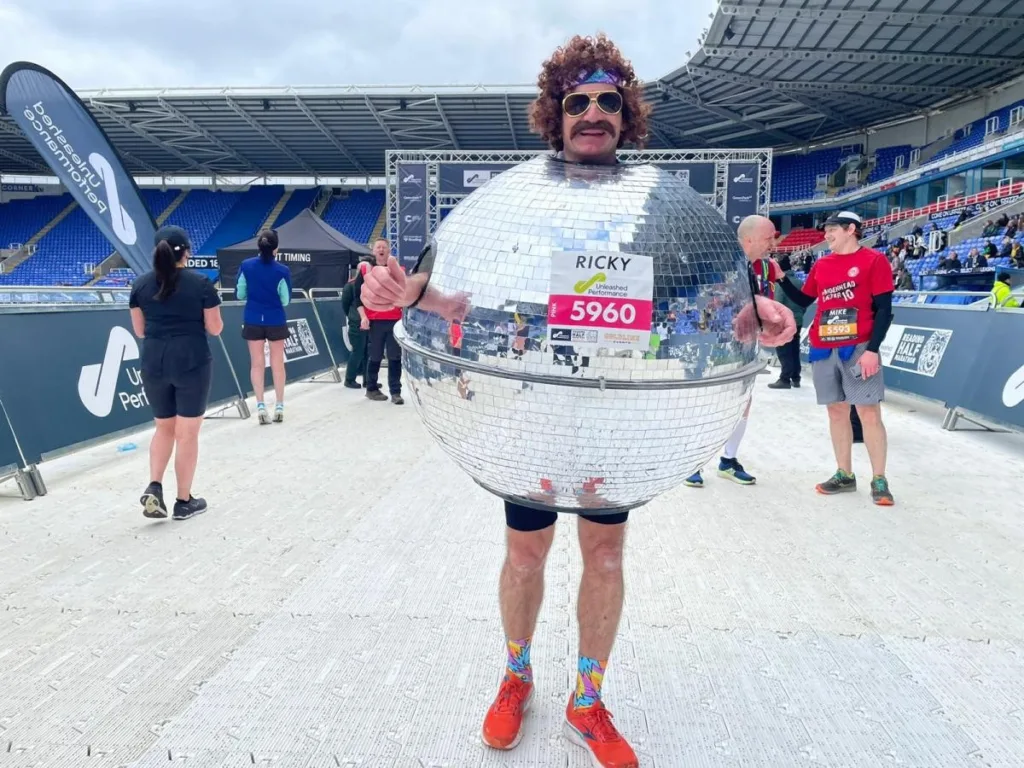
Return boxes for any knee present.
[855,404,882,426]
[154,418,176,435]
[827,403,849,422]
[580,535,625,575]
[505,534,551,575]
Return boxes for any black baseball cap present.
[823,211,863,227]
[154,224,192,253]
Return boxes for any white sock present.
[722,417,747,460]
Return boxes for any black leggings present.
[505,501,629,531]
[143,363,213,419]
[366,319,402,394]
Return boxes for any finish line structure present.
[385,148,773,270]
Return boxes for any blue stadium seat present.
[321,190,386,244]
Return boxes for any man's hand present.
[733,295,797,347]
[361,256,407,311]
[858,350,881,378]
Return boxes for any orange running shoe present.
[481,675,534,750]
[563,696,638,768]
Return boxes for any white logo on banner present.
[88,152,138,245]
[877,324,952,377]
[1003,363,1024,408]
[732,173,752,183]
[78,326,141,417]
[21,102,138,245]
[463,170,500,188]
[264,318,321,367]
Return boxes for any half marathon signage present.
[396,163,428,270]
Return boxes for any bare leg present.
[173,415,204,501]
[269,340,286,403]
[827,402,854,473]
[499,526,555,640]
[576,519,627,660]
[149,417,176,483]
[855,404,887,476]
[247,340,266,402]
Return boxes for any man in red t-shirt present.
[777,211,895,505]
[353,238,405,404]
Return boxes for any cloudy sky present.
[0,0,717,90]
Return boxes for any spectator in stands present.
[990,272,1020,308]
[353,238,404,405]
[889,250,904,275]
[1006,216,1018,239]
[966,247,987,269]
[896,267,914,291]
[984,239,999,260]
[776,210,896,506]
[130,225,223,522]
[953,209,970,229]
[1010,241,1024,267]
[341,260,369,388]
[939,251,962,271]
[982,219,998,237]
[801,252,814,273]
[999,235,1014,259]
[236,229,292,425]
[996,211,1009,228]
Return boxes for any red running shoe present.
[481,675,534,750]
[563,695,638,767]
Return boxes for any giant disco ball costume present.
[395,154,762,513]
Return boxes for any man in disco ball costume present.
[362,34,795,768]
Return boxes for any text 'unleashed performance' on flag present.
[0,62,156,276]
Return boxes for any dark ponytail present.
[154,241,179,300]
[257,228,279,264]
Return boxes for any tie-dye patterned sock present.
[573,656,607,709]
[505,637,532,683]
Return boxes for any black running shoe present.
[140,482,168,519]
[173,496,208,520]
[815,471,857,495]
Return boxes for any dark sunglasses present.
[562,90,623,117]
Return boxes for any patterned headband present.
[569,67,626,88]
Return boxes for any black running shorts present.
[242,324,290,342]
[504,501,629,531]
[143,362,213,419]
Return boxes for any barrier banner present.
[954,310,1024,429]
[0,308,240,465]
[396,163,428,270]
[307,294,350,365]
[800,304,989,406]
[437,163,512,195]
[725,163,759,231]
[0,397,24,471]
[0,62,157,276]
[218,301,336,394]
[654,163,716,194]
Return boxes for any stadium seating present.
[776,228,824,251]
[321,190,386,244]
[272,187,320,228]
[771,146,862,203]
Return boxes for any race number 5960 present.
[569,299,637,325]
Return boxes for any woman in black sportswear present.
[129,225,224,521]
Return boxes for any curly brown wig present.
[528,33,653,152]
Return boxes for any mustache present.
[572,120,615,137]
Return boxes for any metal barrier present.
[0,287,351,500]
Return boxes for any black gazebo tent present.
[216,208,372,290]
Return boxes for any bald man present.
[685,214,782,488]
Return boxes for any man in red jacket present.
[353,238,404,404]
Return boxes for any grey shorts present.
[810,343,885,406]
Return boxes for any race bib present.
[819,308,858,342]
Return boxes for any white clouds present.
[0,0,718,89]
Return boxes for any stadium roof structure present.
[2,0,1024,181]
